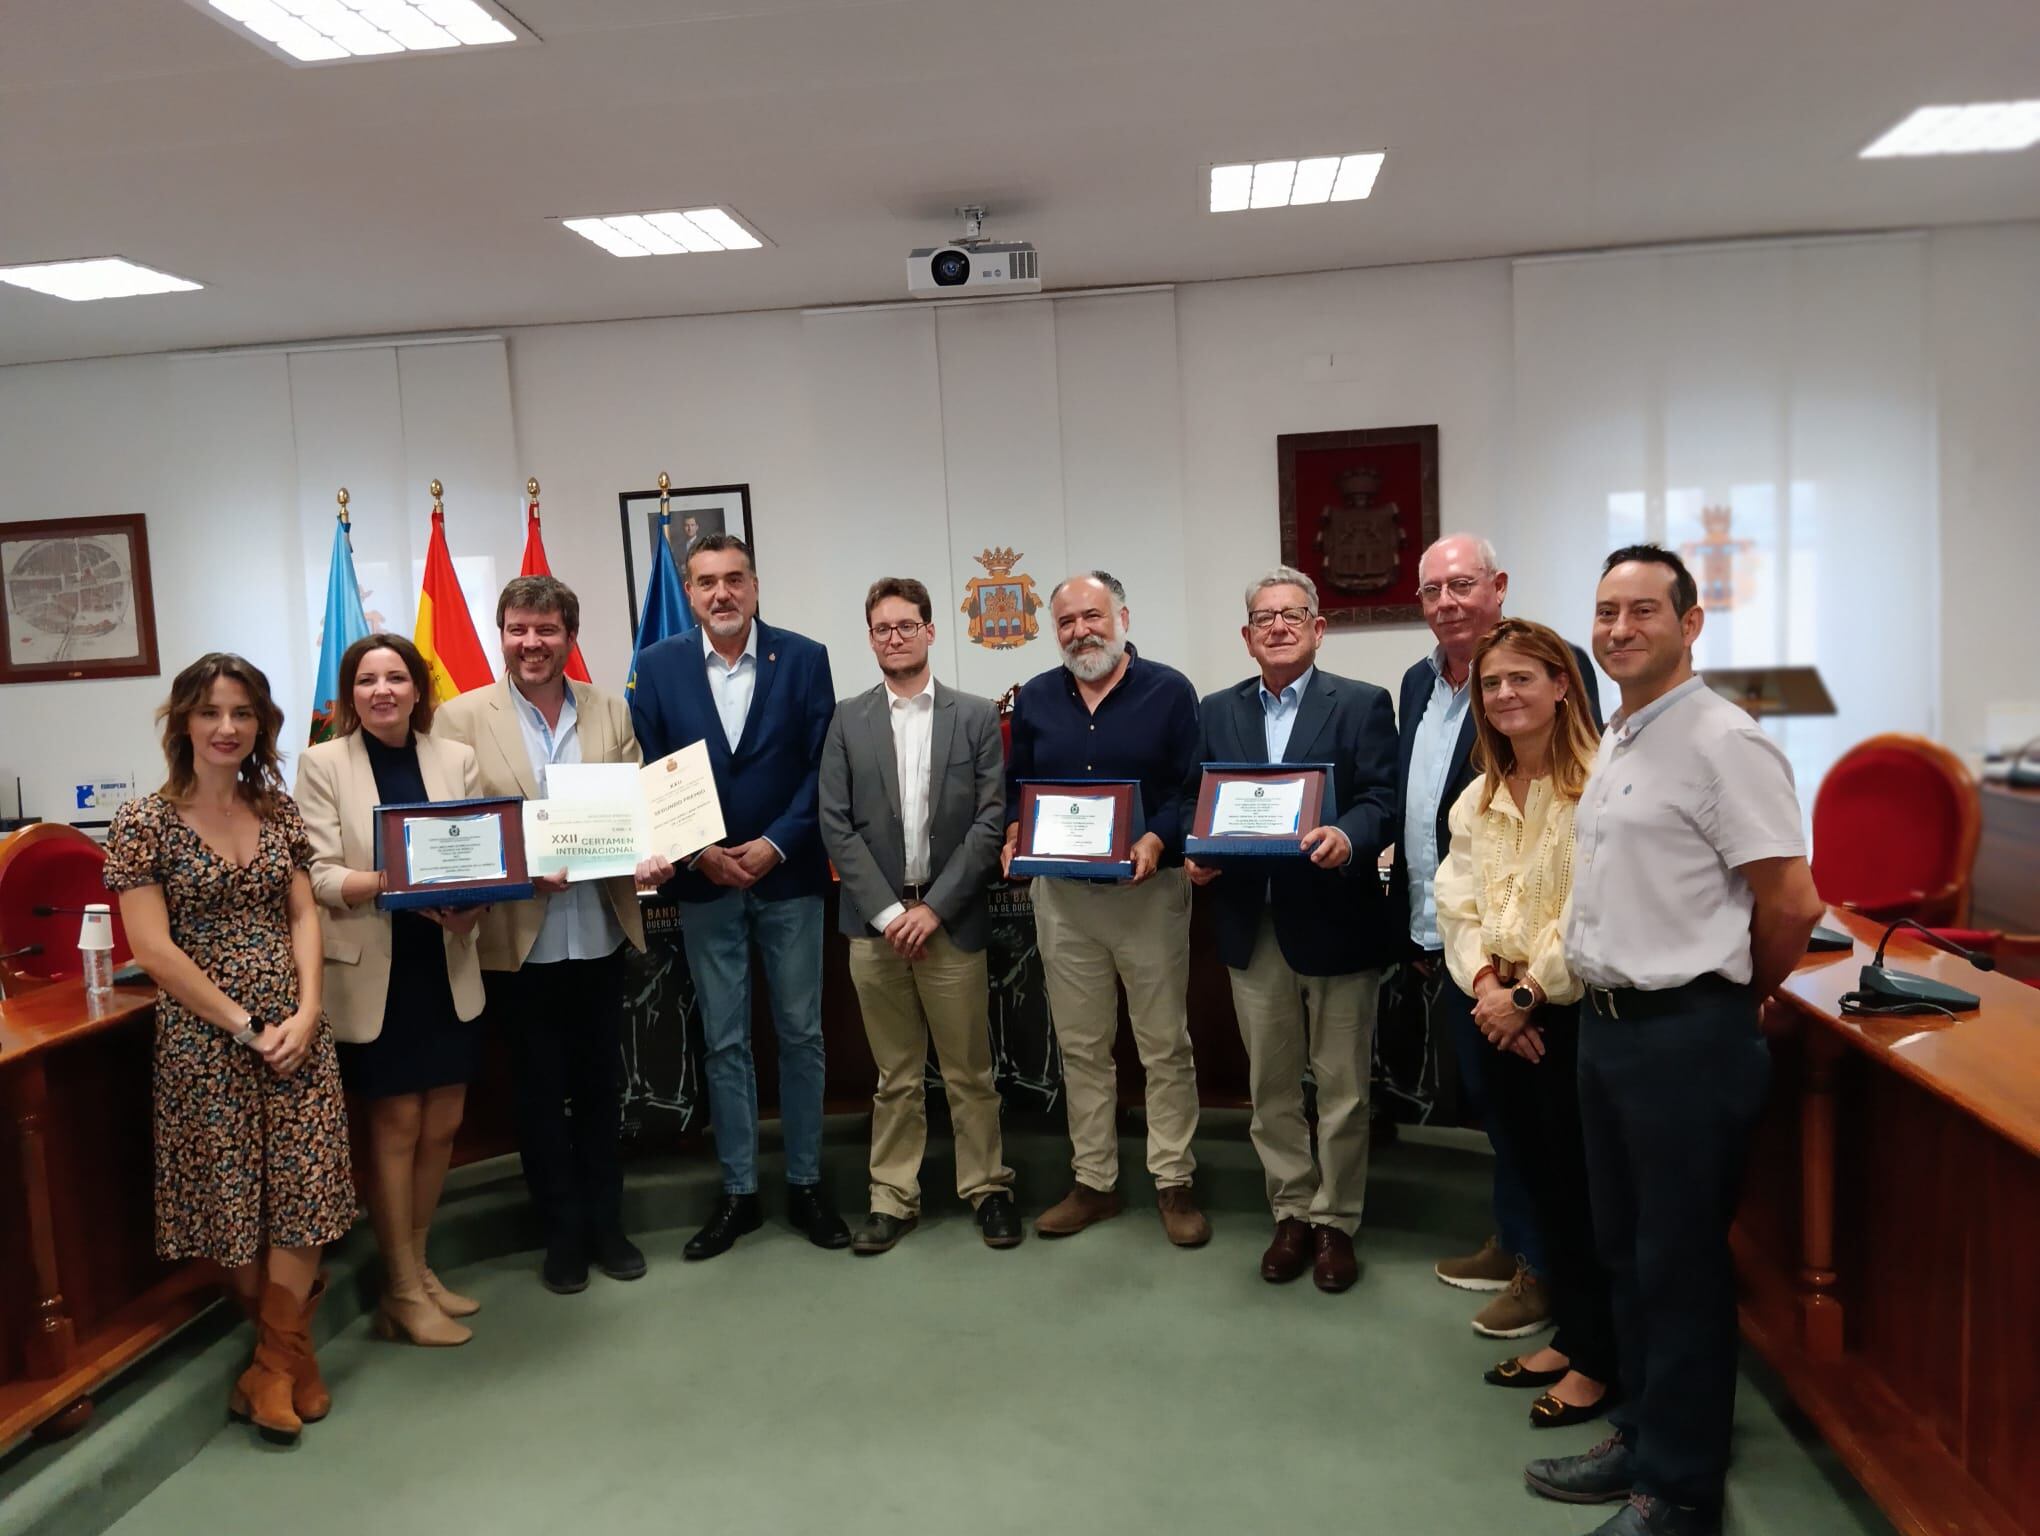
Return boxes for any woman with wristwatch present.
[106,653,356,1445]
[1434,618,1619,1431]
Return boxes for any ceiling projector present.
[907,205,1040,298]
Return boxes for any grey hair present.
[1049,570,1128,607]
[1418,533,1500,580]
[1244,565,1319,613]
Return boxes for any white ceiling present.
[3,0,2038,367]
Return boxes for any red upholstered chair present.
[0,823,134,993]
[1811,734,1980,927]
[1921,928,2040,990]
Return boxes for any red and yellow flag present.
[519,499,591,683]
[413,506,493,704]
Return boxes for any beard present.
[1061,629,1126,683]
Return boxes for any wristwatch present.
[231,1017,266,1049]
[1511,983,1537,1013]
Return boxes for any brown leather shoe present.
[1312,1225,1359,1293]
[1260,1218,1313,1282]
[1156,1186,1212,1247]
[1035,1184,1125,1237]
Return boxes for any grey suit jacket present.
[818,679,1006,952]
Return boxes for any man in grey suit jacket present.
[819,577,1021,1254]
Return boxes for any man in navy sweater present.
[629,534,851,1258]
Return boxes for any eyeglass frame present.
[1245,605,1318,632]
[1416,575,1486,603]
[869,620,928,640]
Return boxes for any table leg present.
[6,1058,78,1378]
[1799,1025,1846,1363]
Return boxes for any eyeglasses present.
[870,621,925,640]
[1417,576,1484,603]
[1247,606,1314,631]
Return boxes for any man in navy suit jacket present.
[1181,566,1398,1294]
[1391,533,1600,1338]
[629,533,850,1260]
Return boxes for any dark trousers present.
[1486,1003,1617,1383]
[487,951,628,1248]
[1426,958,1547,1272]
[1579,981,1770,1510]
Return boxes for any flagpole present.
[337,485,350,530]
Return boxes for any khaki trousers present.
[1227,913,1379,1234]
[847,928,1013,1219]
[1031,869,1198,1192]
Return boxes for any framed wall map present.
[1277,425,1439,628]
[0,514,160,684]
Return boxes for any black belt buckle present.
[901,883,928,903]
[1588,985,1629,1020]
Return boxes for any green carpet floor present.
[77,1149,1888,1536]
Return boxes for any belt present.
[1584,972,1752,1021]
[900,883,929,903]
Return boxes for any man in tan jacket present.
[435,576,648,1294]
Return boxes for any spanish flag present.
[519,498,591,684]
[413,506,493,704]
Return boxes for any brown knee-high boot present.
[229,1283,304,1443]
[290,1275,331,1422]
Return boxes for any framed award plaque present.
[1184,763,1336,861]
[1009,779,1146,881]
[372,795,535,911]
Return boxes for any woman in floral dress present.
[105,652,356,1444]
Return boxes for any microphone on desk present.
[31,904,97,918]
[1,944,45,963]
[1844,918,1987,1017]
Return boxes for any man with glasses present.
[1394,534,1599,1338]
[1181,567,1398,1292]
[818,577,1021,1255]
[1002,571,1208,1247]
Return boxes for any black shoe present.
[1585,1494,1722,1536]
[541,1235,589,1294]
[786,1183,852,1250]
[683,1193,763,1261]
[976,1192,1024,1249]
[593,1229,647,1281]
[851,1211,917,1255]
[1524,1431,1636,1504]
[1484,1355,1568,1389]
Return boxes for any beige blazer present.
[294,730,487,1043]
[431,677,649,972]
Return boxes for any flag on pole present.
[518,488,591,684]
[413,490,493,705]
[626,507,691,696]
[309,502,371,744]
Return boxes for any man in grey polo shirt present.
[1525,546,1823,1536]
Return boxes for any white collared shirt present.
[508,684,626,964]
[702,624,759,753]
[1405,646,1473,949]
[1258,665,1314,762]
[1564,674,1807,990]
[870,677,937,933]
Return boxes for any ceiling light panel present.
[191,0,526,66]
[1209,152,1385,212]
[560,208,770,257]
[1860,101,2040,157]
[0,258,204,302]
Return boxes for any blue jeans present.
[676,890,826,1194]
[1430,957,1548,1274]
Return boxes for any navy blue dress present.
[335,732,482,1099]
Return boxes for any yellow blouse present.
[1433,774,1582,1007]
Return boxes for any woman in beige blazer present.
[294,633,485,1348]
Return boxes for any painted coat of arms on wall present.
[960,547,1041,649]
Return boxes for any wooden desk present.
[1735,908,2040,1536]
[0,984,216,1449]
[1975,785,2040,978]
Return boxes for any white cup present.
[78,902,116,953]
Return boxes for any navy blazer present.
[1183,668,1401,976]
[1389,641,1601,954]
[628,620,835,904]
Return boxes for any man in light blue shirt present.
[434,576,650,1296]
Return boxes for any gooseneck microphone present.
[1840,917,1988,1017]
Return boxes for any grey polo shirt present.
[1565,675,1806,991]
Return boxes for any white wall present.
[4,224,2035,830]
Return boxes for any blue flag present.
[626,511,692,696]
[309,515,371,743]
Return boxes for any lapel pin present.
[768,652,776,662]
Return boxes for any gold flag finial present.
[525,476,540,500]
[429,478,444,507]
[657,471,671,492]
[336,487,350,526]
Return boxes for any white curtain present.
[1509,235,1937,820]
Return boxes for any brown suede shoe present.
[1435,1234,1516,1292]
[1472,1262,1554,1339]
[1260,1218,1313,1282]
[1156,1186,1212,1247]
[1312,1225,1359,1293]
[1035,1184,1125,1237]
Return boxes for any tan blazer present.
[432,677,649,972]
[294,730,487,1043]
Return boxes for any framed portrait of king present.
[1276,426,1439,629]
